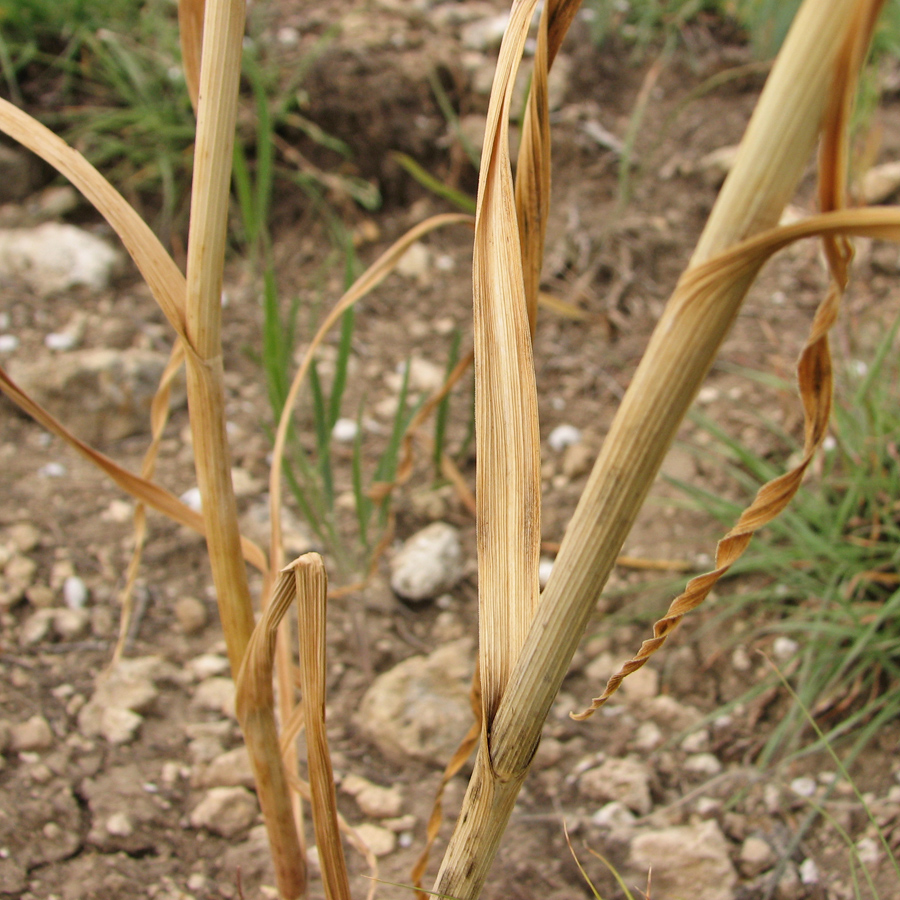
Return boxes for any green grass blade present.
[434,328,461,477]
[308,357,334,510]
[391,152,476,213]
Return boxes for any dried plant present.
[1,1,899,899]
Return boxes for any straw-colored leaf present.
[293,554,352,900]
[573,0,887,718]
[514,0,582,336]
[0,363,267,572]
[0,99,186,336]
[233,564,307,900]
[472,0,542,721]
[178,0,205,113]
[112,341,189,664]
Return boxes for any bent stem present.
[433,1,868,898]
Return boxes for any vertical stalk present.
[183,1,304,897]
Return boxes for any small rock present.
[0,858,26,894]
[739,835,776,877]
[190,787,258,838]
[10,714,54,752]
[83,764,162,852]
[591,801,636,829]
[342,774,403,818]
[538,556,554,587]
[0,222,120,295]
[188,735,226,766]
[629,820,737,900]
[45,331,79,351]
[645,696,703,732]
[390,522,464,602]
[561,441,593,479]
[775,862,803,900]
[187,653,230,680]
[382,813,417,833]
[680,729,710,753]
[697,144,741,186]
[25,583,54,608]
[8,348,186,444]
[358,638,475,765]
[460,13,509,50]
[620,665,659,702]
[799,857,819,884]
[580,757,652,815]
[331,417,359,442]
[105,812,134,837]
[660,446,697,482]
[548,424,582,451]
[192,677,236,719]
[78,656,161,744]
[181,487,202,512]
[790,776,817,798]
[684,753,723,776]
[197,747,255,789]
[354,823,396,857]
[633,721,662,751]
[385,356,446,394]
[863,160,900,204]
[98,707,144,745]
[53,607,90,640]
[174,596,208,635]
[7,522,40,553]
[20,608,55,645]
[394,241,431,283]
[772,635,799,661]
[62,575,89,609]
[2,554,37,607]
[230,466,263,498]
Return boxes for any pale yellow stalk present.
[183,1,304,897]
[434,2,869,897]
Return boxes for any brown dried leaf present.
[473,0,542,721]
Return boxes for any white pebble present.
[538,557,554,587]
[180,487,203,512]
[331,418,358,443]
[772,636,800,661]
[0,335,18,352]
[790,776,817,797]
[590,801,635,829]
[855,836,881,866]
[106,812,134,837]
[799,858,820,884]
[276,26,300,46]
[39,462,66,477]
[63,575,88,610]
[684,753,722,776]
[44,332,78,351]
[548,424,581,451]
